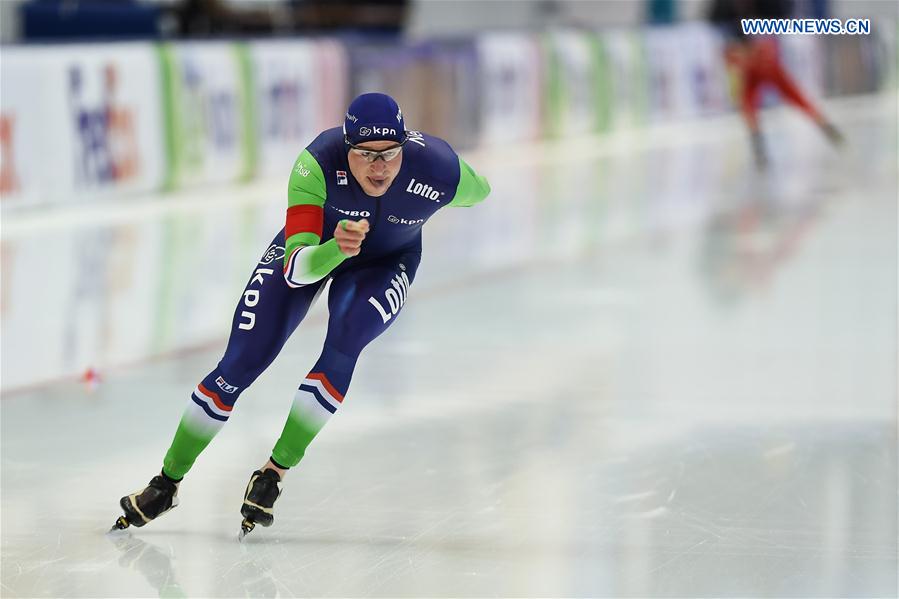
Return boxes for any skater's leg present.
[238,252,420,534]
[270,252,421,470]
[749,38,843,144]
[739,74,769,169]
[161,233,326,480]
[769,64,823,122]
[115,234,326,530]
[768,65,844,144]
[740,70,763,134]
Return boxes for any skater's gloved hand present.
[335,219,369,257]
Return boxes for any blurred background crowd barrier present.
[1,1,896,391]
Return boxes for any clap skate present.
[110,475,179,532]
[238,469,282,541]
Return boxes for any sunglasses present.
[345,137,407,162]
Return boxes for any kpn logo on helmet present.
[359,126,397,137]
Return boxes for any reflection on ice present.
[107,533,187,598]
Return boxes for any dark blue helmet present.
[343,93,406,146]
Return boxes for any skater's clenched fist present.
[335,219,369,257]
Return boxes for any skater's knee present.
[217,344,281,389]
[327,305,392,357]
[315,343,359,376]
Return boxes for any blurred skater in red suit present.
[710,0,843,168]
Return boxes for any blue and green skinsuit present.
[161,127,490,479]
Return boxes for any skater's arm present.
[283,149,342,287]
[447,157,491,208]
[286,149,327,254]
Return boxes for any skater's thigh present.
[325,251,421,355]
[219,231,326,384]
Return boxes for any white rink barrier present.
[5,93,895,392]
[1,22,895,391]
[1,180,285,391]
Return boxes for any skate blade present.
[107,516,131,535]
[238,518,255,542]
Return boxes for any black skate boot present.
[239,469,282,540]
[110,474,179,531]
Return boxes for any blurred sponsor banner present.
[346,39,477,149]
[0,44,165,210]
[348,42,430,137]
[678,24,732,116]
[644,24,734,121]
[544,31,601,138]
[314,40,351,132]
[250,39,348,180]
[159,42,255,189]
[589,35,615,133]
[884,20,898,89]
[427,39,482,150]
[601,30,650,129]
[822,32,893,95]
[476,33,543,145]
[644,26,691,121]
[0,49,47,208]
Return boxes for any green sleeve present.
[288,149,326,209]
[448,157,491,207]
[285,149,327,268]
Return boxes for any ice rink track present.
[1,93,896,597]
